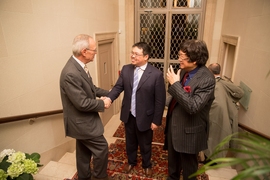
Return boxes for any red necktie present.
[168,73,189,116]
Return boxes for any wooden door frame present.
[95,32,120,114]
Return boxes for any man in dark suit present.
[107,42,166,177]
[60,34,112,180]
[165,40,215,180]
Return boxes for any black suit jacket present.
[108,63,166,131]
[166,66,215,154]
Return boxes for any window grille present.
[136,0,205,75]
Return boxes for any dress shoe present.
[123,164,134,174]
[144,167,152,178]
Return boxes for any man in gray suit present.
[165,40,215,180]
[204,63,244,160]
[60,34,111,180]
[107,42,166,177]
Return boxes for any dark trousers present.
[167,118,198,180]
[76,136,108,180]
[124,113,153,169]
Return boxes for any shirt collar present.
[73,55,86,69]
[187,66,199,79]
[137,63,147,71]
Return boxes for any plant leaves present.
[15,173,34,180]
[191,132,270,179]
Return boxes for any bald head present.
[208,63,221,76]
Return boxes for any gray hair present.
[72,34,92,56]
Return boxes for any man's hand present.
[102,97,112,109]
[166,65,180,85]
[151,123,158,131]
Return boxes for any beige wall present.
[219,0,270,137]
[0,114,75,165]
[0,0,121,163]
[0,0,120,118]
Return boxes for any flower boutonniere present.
[183,86,191,93]
[0,149,42,180]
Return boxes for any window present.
[135,0,206,77]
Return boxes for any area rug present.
[64,139,209,180]
[113,117,166,144]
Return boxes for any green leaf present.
[26,152,41,163]
[15,173,34,180]
[232,166,270,180]
[191,132,270,179]
[0,160,11,171]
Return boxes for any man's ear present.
[81,48,87,57]
[144,54,149,60]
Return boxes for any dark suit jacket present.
[60,56,109,139]
[166,66,215,154]
[108,63,166,131]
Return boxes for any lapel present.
[187,66,204,87]
[129,65,135,88]
[70,57,96,95]
[137,64,151,90]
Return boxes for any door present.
[98,41,114,126]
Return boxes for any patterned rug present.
[113,117,166,144]
[65,139,209,180]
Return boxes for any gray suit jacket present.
[60,56,109,139]
[204,78,244,158]
[166,66,215,154]
[108,63,166,131]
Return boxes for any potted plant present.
[0,149,42,180]
[190,132,270,180]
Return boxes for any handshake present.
[100,97,112,109]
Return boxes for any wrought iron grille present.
[140,13,166,59]
[172,0,202,8]
[170,14,200,60]
[140,0,167,8]
[149,61,164,72]
[139,0,202,9]
[137,0,204,75]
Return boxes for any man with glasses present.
[60,34,112,180]
[165,39,215,180]
[107,42,166,178]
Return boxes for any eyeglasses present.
[177,54,189,61]
[130,52,144,57]
[86,48,97,53]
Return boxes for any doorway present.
[95,32,120,125]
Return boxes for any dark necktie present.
[167,72,189,116]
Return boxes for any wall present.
[220,0,270,137]
[204,0,225,64]
[0,0,119,118]
[0,114,75,165]
[0,0,121,163]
